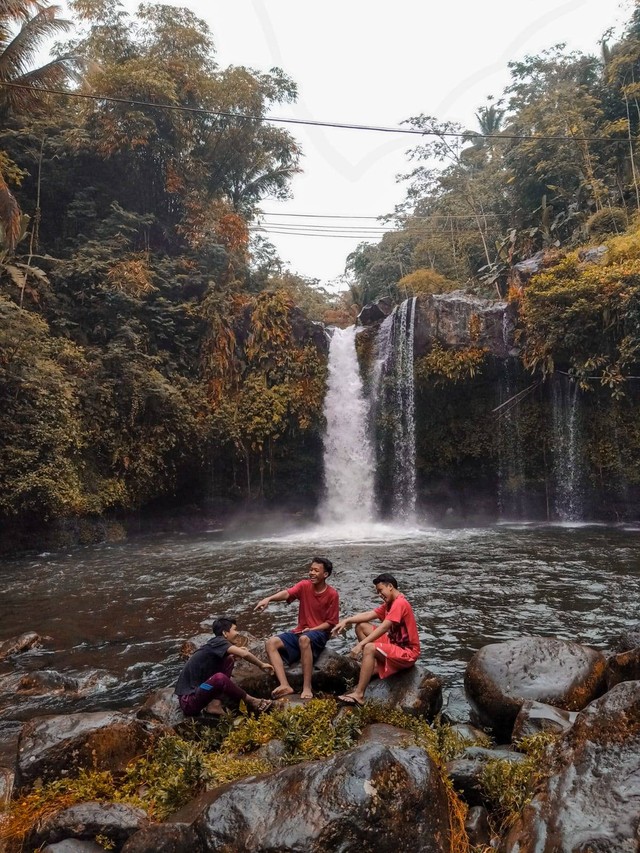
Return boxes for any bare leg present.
[355,622,376,642]
[299,634,314,699]
[266,635,295,698]
[340,644,380,704]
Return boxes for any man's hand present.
[261,662,275,675]
[254,598,270,613]
[349,642,363,659]
[331,619,349,638]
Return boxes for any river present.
[1,520,638,732]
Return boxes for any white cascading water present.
[373,297,418,521]
[319,325,376,525]
[551,374,584,521]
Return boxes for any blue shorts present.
[278,630,329,664]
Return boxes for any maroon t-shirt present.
[286,580,339,633]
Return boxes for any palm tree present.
[0,0,81,250]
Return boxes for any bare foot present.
[300,688,313,700]
[271,684,295,699]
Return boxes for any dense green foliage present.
[347,9,640,302]
[4,1,640,541]
[0,1,331,548]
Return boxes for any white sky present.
[120,0,629,286]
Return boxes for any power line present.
[260,211,511,220]
[0,80,629,144]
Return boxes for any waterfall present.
[551,374,584,521]
[319,326,376,525]
[372,297,417,521]
[497,360,527,519]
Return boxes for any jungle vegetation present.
[3,1,640,544]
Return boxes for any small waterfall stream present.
[319,326,376,525]
[372,297,418,521]
[551,374,584,521]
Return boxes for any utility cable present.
[0,80,629,144]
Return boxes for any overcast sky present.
[118,0,628,287]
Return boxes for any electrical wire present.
[0,80,629,144]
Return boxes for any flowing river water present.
[1,520,639,751]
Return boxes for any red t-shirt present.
[286,580,340,633]
[374,593,420,657]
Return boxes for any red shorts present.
[373,640,418,679]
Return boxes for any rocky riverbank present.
[0,628,639,852]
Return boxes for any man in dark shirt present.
[174,617,274,716]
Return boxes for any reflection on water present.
[0,522,638,724]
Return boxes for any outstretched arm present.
[331,609,379,637]
[227,645,275,675]
[254,589,290,612]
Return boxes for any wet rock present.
[289,307,329,354]
[465,806,491,847]
[191,741,453,852]
[28,802,148,849]
[0,766,14,809]
[17,670,79,694]
[255,737,287,766]
[446,747,526,807]
[137,686,184,728]
[0,719,22,768]
[511,700,577,741]
[364,665,443,718]
[613,622,640,652]
[464,637,607,739]
[234,646,361,699]
[358,723,417,748]
[414,290,517,358]
[606,647,640,689]
[0,631,43,661]
[578,245,608,264]
[42,842,106,853]
[16,711,160,789]
[357,298,394,326]
[121,824,203,853]
[503,680,640,853]
[440,686,476,725]
[450,723,490,744]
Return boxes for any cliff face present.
[358,291,518,359]
[354,287,640,523]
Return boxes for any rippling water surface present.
[1,521,639,728]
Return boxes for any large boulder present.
[413,291,517,358]
[28,802,148,850]
[190,741,453,852]
[16,711,160,789]
[357,298,394,326]
[503,680,640,852]
[42,843,107,853]
[364,665,443,718]
[464,637,607,739]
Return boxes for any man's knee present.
[209,673,229,690]
[355,623,370,640]
[266,635,282,652]
[298,634,311,649]
[362,643,377,658]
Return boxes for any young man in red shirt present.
[254,557,339,700]
[331,572,420,706]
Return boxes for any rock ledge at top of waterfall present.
[357,291,518,359]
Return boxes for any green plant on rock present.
[415,344,488,385]
[478,731,559,832]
